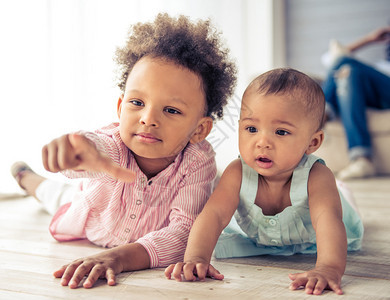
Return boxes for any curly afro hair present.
[114,13,237,120]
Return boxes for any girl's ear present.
[305,130,324,155]
[117,95,124,119]
[189,117,213,144]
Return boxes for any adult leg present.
[333,58,390,179]
[335,58,390,157]
[322,58,345,120]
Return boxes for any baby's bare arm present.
[290,163,346,295]
[165,159,242,282]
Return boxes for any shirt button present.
[140,177,146,187]
[270,239,278,245]
[136,200,142,205]
[125,228,130,233]
[130,214,136,219]
[269,219,277,226]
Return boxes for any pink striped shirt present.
[49,123,216,268]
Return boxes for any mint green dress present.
[214,154,363,258]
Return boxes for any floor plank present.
[1,177,390,299]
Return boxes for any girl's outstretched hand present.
[165,261,224,282]
[42,133,135,182]
[288,265,343,295]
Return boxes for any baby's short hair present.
[114,13,237,120]
[247,68,325,130]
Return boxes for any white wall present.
[0,0,277,193]
[285,0,390,77]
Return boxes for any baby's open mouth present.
[259,157,272,163]
[256,156,273,169]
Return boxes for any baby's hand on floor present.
[165,261,224,282]
[288,266,343,295]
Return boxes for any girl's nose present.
[139,108,159,127]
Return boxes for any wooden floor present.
[1,177,390,299]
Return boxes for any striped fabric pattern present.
[49,123,216,268]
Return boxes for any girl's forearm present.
[112,243,151,271]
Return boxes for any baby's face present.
[238,92,321,180]
[117,56,209,164]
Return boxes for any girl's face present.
[238,92,323,181]
[117,56,212,171]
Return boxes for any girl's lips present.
[135,133,162,143]
[256,156,273,169]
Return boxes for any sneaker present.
[10,161,34,190]
[328,39,350,65]
[337,157,376,180]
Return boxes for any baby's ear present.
[189,117,213,144]
[305,130,324,155]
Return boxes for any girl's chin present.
[132,150,177,161]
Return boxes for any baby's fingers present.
[164,264,175,279]
[289,274,308,291]
[184,263,205,281]
[304,277,318,295]
[207,265,224,280]
[327,280,343,295]
[170,263,187,281]
[290,277,319,295]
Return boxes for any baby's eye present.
[130,100,144,106]
[276,129,289,136]
[246,126,257,133]
[164,107,181,114]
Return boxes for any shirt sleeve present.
[136,145,217,268]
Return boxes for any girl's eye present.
[130,100,143,106]
[276,129,289,136]
[164,107,181,114]
[246,126,257,133]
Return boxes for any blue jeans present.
[322,57,390,160]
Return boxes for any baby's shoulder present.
[220,158,243,181]
[307,161,338,200]
[308,161,334,182]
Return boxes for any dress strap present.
[289,154,325,206]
